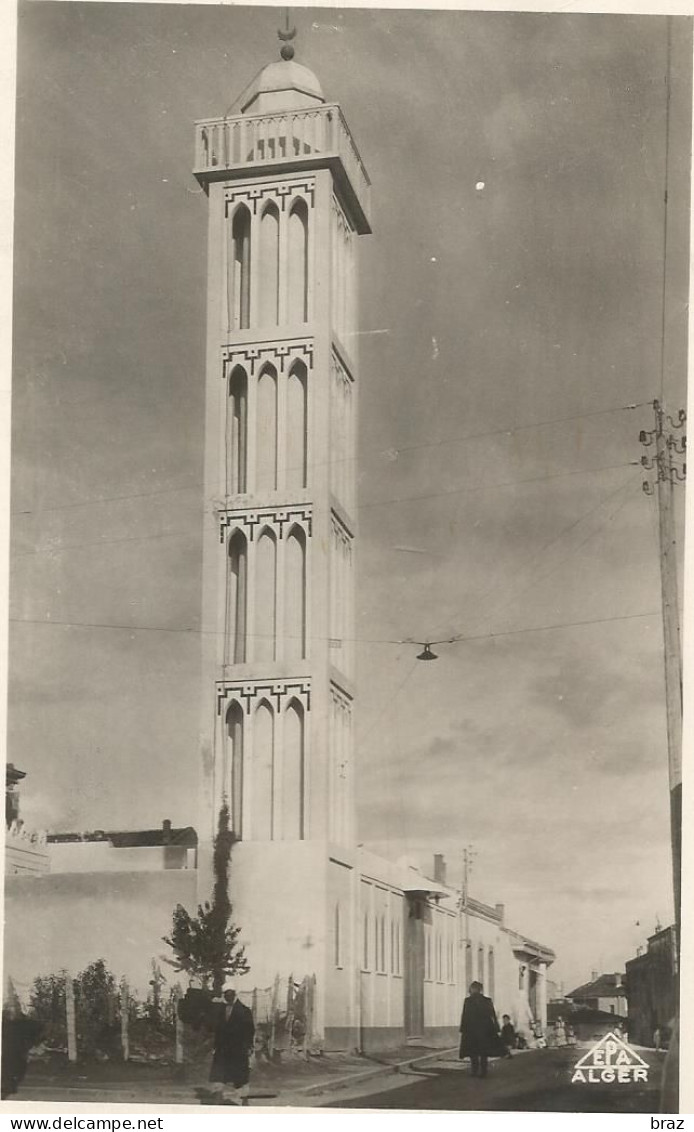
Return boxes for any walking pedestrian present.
[500,1014,516,1058]
[209,987,255,1104]
[459,981,503,1078]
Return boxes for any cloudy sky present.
[8,2,690,989]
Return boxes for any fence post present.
[303,975,315,1059]
[65,974,77,1063]
[174,989,184,1065]
[286,973,295,1052]
[269,974,280,1059]
[120,980,130,1062]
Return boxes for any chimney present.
[495,903,505,924]
[591,970,598,982]
[162,819,172,845]
[433,854,446,885]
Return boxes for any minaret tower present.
[195,29,371,869]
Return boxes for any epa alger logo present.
[571,1031,649,1084]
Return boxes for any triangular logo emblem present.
[571,1032,649,1084]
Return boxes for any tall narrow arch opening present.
[256,365,278,491]
[226,701,244,837]
[259,202,280,327]
[288,198,309,324]
[254,527,277,662]
[282,699,305,840]
[227,529,247,664]
[286,361,308,490]
[228,366,247,494]
[229,205,251,330]
[284,525,307,661]
[252,700,274,840]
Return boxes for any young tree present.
[163,802,249,994]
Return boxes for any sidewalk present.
[16,1045,458,1108]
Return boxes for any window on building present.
[425,929,431,981]
[478,945,485,988]
[288,198,309,324]
[226,700,244,837]
[227,530,247,664]
[228,366,247,494]
[286,361,308,490]
[465,942,473,987]
[488,947,495,1000]
[254,527,277,662]
[258,201,280,327]
[282,699,304,839]
[230,204,251,330]
[362,910,370,970]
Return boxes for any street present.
[324,1049,665,1113]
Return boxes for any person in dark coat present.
[209,988,255,1102]
[1,1010,44,1099]
[459,981,502,1078]
[500,1014,516,1058]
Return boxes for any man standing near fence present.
[209,986,255,1105]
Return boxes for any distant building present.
[565,971,627,1018]
[625,926,678,1046]
[4,765,49,877]
[48,820,197,873]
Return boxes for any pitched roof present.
[567,973,626,999]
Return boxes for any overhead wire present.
[425,466,638,645]
[10,400,646,520]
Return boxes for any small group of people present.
[459,981,551,1077]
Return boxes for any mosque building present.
[190,32,555,1050]
[4,31,554,1053]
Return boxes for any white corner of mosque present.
[4,40,555,1052]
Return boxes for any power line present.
[9,461,641,560]
[359,460,638,511]
[11,527,196,560]
[422,610,659,649]
[426,470,636,644]
[10,401,646,520]
[8,609,659,644]
[372,401,648,461]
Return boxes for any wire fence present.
[4,965,318,1066]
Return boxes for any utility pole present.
[640,400,685,930]
[459,845,475,987]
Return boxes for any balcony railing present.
[194,103,371,229]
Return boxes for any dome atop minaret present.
[233,23,325,116]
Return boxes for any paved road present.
[325,1048,665,1112]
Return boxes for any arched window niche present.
[282,698,305,840]
[252,699,274,840]
[256,365,278,491]
[226,701,244,837]
[228,365,247,495]
[288,198,309,324]
[286,361,308,490]
[254,527,277,662]
[227,529,247,664]
[284,525,307,661]
[229,204,251,331]
[259,202,280,327]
